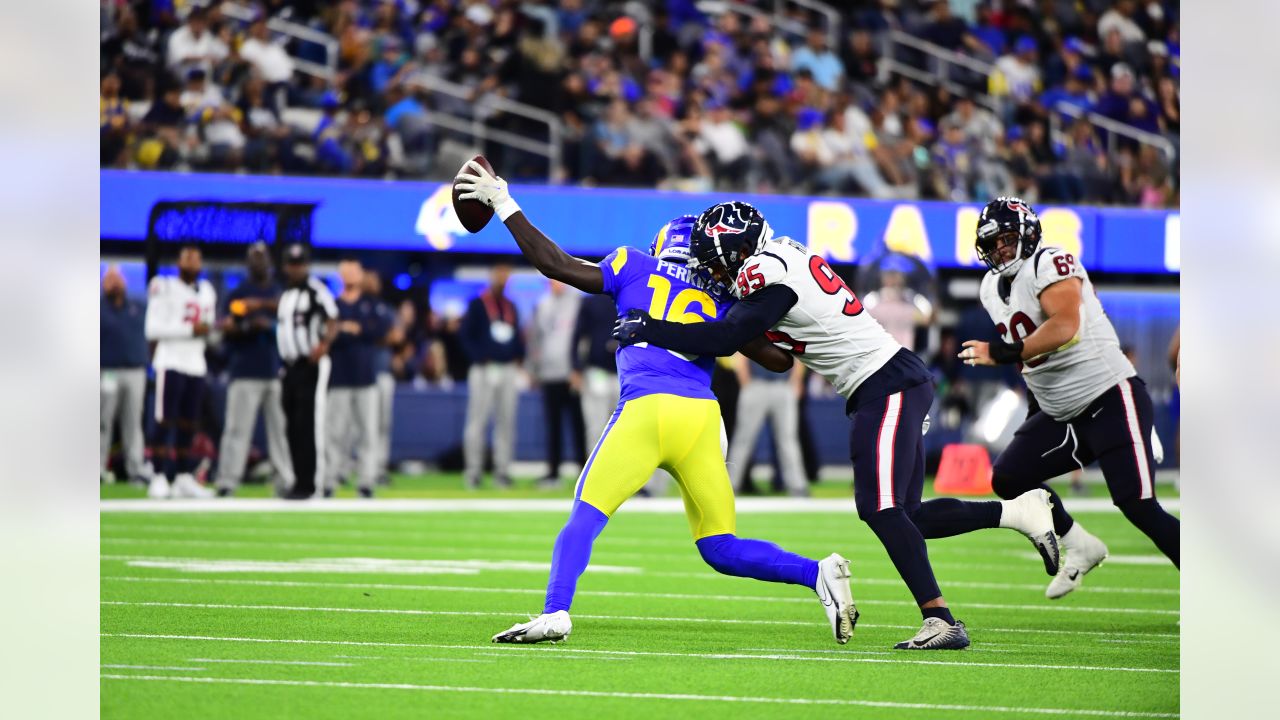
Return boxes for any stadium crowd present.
[100,0,1179,208]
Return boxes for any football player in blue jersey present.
[454,162,856,645]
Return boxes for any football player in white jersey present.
[615,201,1060,650]
[960,197,1179,598]
[144,244,217,499]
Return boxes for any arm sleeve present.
[641,284,798,357]
[144,278,193,341]
[1031,248,1086,296]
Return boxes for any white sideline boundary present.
[98,675,1178,717]
[101,497,1179,514]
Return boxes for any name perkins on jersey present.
[601,246,731,403]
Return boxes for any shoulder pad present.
[732,249,790,298]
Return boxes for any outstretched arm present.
[503,212,604,293]
[454,160,603,294]
[614,285,798,357]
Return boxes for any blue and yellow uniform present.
[539,219,819,619]
[574,246,736,539]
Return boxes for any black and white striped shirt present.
[277,277,338,362]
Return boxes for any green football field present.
[101,500,1179,719]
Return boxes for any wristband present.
[495,198,522,222]
[989,339,1024,364]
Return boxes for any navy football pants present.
[850,381,1002,605]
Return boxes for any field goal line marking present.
[101,575,1179,615]
[98,631,1177,675]
[100,497,1173,514]
[98,674,1178,717]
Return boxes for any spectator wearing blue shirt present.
[461,264,525,489]
[100,266,152,485]
[214,242,295,497]
[325,259,393,498]
[790,29,844,92]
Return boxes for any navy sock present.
[543,501,610,613]
[695,534,819,588]
[1042,484,1075,536]
[922,606,956,625]
[1118,498,1180,568]
[908,499,1002,539]
[863,507,942,605]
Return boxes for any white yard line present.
[101,664,205,671]
[97,674,1178,717]
[470,652,632,662]
[98,631,1175,674]
[102,575,1178,615]
[100,589,1174,617]
[188,658,354,667]
[101,497,1176,514]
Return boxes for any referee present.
[276,243,338,500]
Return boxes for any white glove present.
[453,160,521,221]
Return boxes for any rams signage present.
[102,170,1178,274]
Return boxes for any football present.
[452,154,496,233]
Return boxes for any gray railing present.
[219,2,338,81]
[1049,102,1177,164]
[774,0,841,49]
[404,74,563,182]
[881,30,1176,165]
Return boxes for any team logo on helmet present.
[700,203,751,242]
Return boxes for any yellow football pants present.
[574,394,736,539]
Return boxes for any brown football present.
[452,154,496,233]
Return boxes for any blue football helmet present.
[648,214,698,265]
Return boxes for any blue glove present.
[611,308,651,345]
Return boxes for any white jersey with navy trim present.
[978,246,1135,421]
[144,275,217,376]
[733,237,901,399]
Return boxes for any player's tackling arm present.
[615,284,798,357]
[453,160,603,294]
[741,335,794,373]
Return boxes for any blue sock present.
[543,501,610,613]
[695,534,819,589]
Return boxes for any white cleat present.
[1047,527,1109,599]
[491,610,572,644]
[815,553,858,644]
[1000,489,1061,576]
[171,473,214,499]
[894,617,970,650]
[147,475,171,499]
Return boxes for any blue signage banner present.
[101,170,1180,274]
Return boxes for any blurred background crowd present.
[101,0,1179,207]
